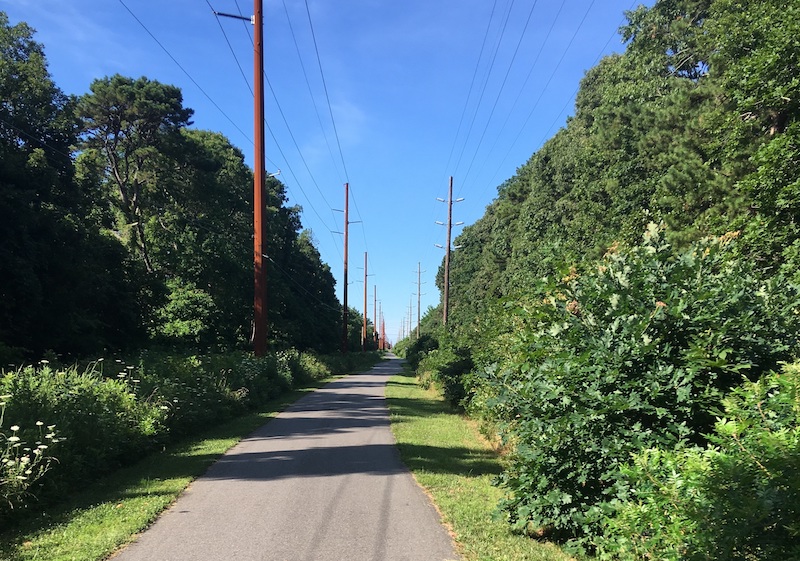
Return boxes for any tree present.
[78,75,193,273]
[0,13,140,359]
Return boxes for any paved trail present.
[113,356,459,561]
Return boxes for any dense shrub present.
[0,349,381,518]
[478,226,800,544]
[597,364,800,560]
[404,333,440,370]
[1,362,165,495]
[417,344,474,407]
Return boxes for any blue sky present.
[2,0,649,344]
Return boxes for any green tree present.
[78,75,193,273]
[0,13,140,359]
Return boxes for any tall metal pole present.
[341,183,349,353]
[417,262,422,339]
[378,301,383,350]
[373,285,377,348]
[362,252,368,352]
[252,0,267,356]
[443,176,453,326]
[408,298,413,340]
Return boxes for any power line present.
[452,0,517,179]
[440,0,500,181]
[118,0,252,149]
[282,0,344,187]
[481,0,625,198]
[458,0,540,190]
[302,0,349,182]
[208,0,253,96]
[460,0,567,197]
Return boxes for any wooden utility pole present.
[378,301,383,350]
[416,262,423,339]
[443,177,453,326]
[341,183,349,353]
[380,313,385,350]
[408,298,413,339]
[373,285,378,348]
[362,252,368,352]
[253,0,267,356]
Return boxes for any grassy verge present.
[386,367,572,561]
[0,380,332,561]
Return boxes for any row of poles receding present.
[243,1,455,354]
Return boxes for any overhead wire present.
[421,0,507,281]
[117,0,254,153]
[457,0,540,192]
[282,0,344,189]
[439,0,500,182]
[299,0,373,280]
[535,12,633,148]
[451,0,517,179]
[302,0,349,183]
[483,0,599,190]
[207,0,253,96]
[460,0,567,197]
[207,0,343,260]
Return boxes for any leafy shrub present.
[0,396,59,517]
[597,364,800,560]
[404,333,440,370]
[417,345,473,407]
[296,352,330,382]
[1,362,166,492]
[481,226,800,544]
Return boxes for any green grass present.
[0,383,330,561]
[386,368,573,561]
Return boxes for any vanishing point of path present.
[112,355,460,561]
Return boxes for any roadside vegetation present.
[396,0,800,558]
[0,5,379,544]
[0,352,379,561]
[387,367,573,561]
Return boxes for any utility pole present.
[212,4,267,355]
[373,285,378,349]
[252,0,267,355]
[341,183,350,353]
[362,252,368,352]
[437,176,464,326]
[416,262,425,339]
[378,301,383,350]
[408,298,413,340]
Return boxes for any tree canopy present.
[0,13,344,360]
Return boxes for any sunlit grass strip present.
[386,369,573,561]
[0,384,326,561]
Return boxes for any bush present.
[1,362,165,494]
[597,364,800,560]
[404,333,440,370]
[417,345,473,407]
[480,226,800,544]
[0,396,59,518]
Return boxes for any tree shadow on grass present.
[386,371,502,478]
[395,443,502,477]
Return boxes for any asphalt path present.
[112,355,460,561]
